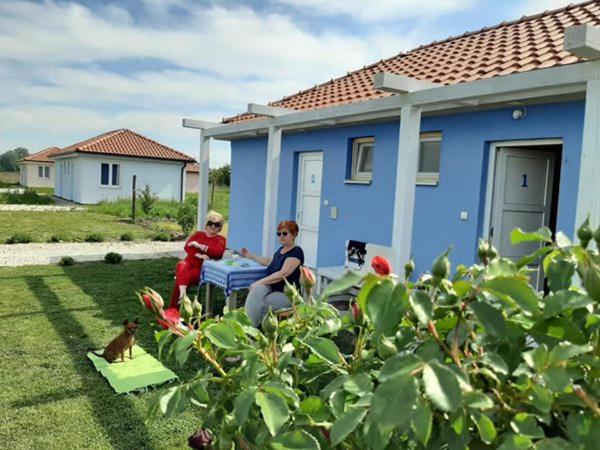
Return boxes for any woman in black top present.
[240,220,304,327]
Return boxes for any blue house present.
[184,2,600,284]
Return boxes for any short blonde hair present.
[206,211,224,226]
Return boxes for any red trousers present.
[169,259,202,309]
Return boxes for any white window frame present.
[38,165,50,178]
[350,137,374,183]
[100,162,120,187]
[417,132,442,186]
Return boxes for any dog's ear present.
[123,319,129,326]
[133,317,140,325]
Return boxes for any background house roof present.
[186,163,199,173]
[224,0,600,123]
[20,146,61,163]
[52,129,195,162]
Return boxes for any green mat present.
[87,345,178,394]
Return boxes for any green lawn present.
[0,258,225,449]
[0,211,181,243]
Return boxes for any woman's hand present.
[240,248,250,258]
[187,241,200,249]
[194,253,209,260]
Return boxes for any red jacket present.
[183,231,226,267]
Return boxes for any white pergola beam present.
[182,118,219,129]
[373,72,440,94]
[248,103,295,117]
[565,24,600,60]
[196,130,210,229]
[391,105,422,272]
[261,126,282,256]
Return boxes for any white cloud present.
[272,0,476,23]
[515,0,574,17]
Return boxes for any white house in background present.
[51,129,195,204]
[18,146,60,188]
[185,163,199,193]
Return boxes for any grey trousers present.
[245,284,291,327]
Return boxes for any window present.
[38,165,50,178]
[350,137,374,182]
[417,132,442,185]
[100,163,120,186]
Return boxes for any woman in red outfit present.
[169,211,226,308]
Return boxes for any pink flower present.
[157,308,181,330]
[300,266,316,290]
[371,256,392,276]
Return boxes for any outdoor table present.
[200,257,267,316]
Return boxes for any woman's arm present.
[255,257,301,286]
[206,237,226,260]
[241,248,272,266]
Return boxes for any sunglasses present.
[206,221,222,228]
[276,231,289,237]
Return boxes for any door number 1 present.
[521,173,528,188]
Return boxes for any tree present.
[209,164,230,187]
[0,147,29,172]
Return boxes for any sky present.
[0,0,576,167]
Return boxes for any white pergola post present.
[575,77,600,234]
[391,105,422,272]
[262,126,282,256]
[197,129,210,230]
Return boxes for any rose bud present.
[577,217,593,249]
[300,266,316,290]
[371,256,392,276]
[431,248,451,280]
[157,308,180,330]
[191,296,203,319]
[141,294,153,311]
[261,309,278,337]
[179,295,194,323]
[351,301,361,322]
[188,428,213,449]
[404,259,415,280]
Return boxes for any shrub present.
[177,202,196,236]
[140,222,600,449]
[120,232,134,241]
[138,184,156,215]
[84,233,104,243]
[48,234,68,243]
[104,252,123,264]
[6,233,32,244]
[152,233,171,242]
[58,256,75,266]
[0,189,54,205]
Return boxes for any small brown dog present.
[91,318,139,363]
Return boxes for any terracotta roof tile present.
[224,0,599,123]
[186,163,199,173]
[52,129,195,162]
[20,146,61,163]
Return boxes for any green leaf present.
[255,391,290,436]
[481,352,509,375]
[357,273,381,312]
[233,386,257,426]
[371,374,418,430]
[534,438,573,449]
[304,336,345,366]
[270,429,320,450]
[173,332,195,367]
[378,353,423,383]
[299,396,329,423]
[542,367,570,392]
[366,280,408,334]
[331,407,368,446]
[343,373,373,397]
[482,277,540,316]
[472,413,497,444]
[532,317,586,345]
[160,385,187,418]
[422,361,462,412]
[510,413,544,439]
[498,432,533,450]
[189,381,209,405]
[453,280,473,296]
[320,376,349,401]
[204,322,237,349]
[546,259,575,292]
[548,343,592,365]
[409,290,433,325]
[543,291,593,318]
[470,301,506,337]
[411,399,432,445]
[530,385,553,413]
[464,391,494,410]
[516,246,553,269]
[510,227,552,244]
[321,270,363,298]
[487,258,519,277]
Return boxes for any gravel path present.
[0,204,85,211]
[0,241,186,266]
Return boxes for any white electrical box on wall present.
[330,206,338,219]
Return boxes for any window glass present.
[38,166,43,178]
[418,140,441,173]
[44,166,50,178]
[101,163,109,185]
[358,144,374,173]
[111,164,119,186]
[351,137,374,181]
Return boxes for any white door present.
[489,147,556,289]
[296,152,323,268]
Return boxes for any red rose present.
[157,308,181,329]
[351,302,361,322]
[371,256,392,276]
[142,294,153,310]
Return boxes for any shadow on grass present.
[11,387,83,409]
[24,275,154,450]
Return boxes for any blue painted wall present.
[228,100,585,274]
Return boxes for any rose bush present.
[139,223,599,449]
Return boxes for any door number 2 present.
[521,173,528,188]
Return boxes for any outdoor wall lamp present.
[512,105,527,120]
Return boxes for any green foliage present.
[0,147,28,171]
[6,232,32,244]
[138,185,156,215]
[84,233,104,243]
[48,234,68,243]
[141,224,600,449]
[120,232,134,241]
[152,233,171,242]
[0,189,54,205]
[177,202,196,236]
[210,164,230,187]
[104,252,123,264]
[58,256,75,266]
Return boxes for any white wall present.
[55,154,186,204]
[186,171,199,193]
[19,162,55,188]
